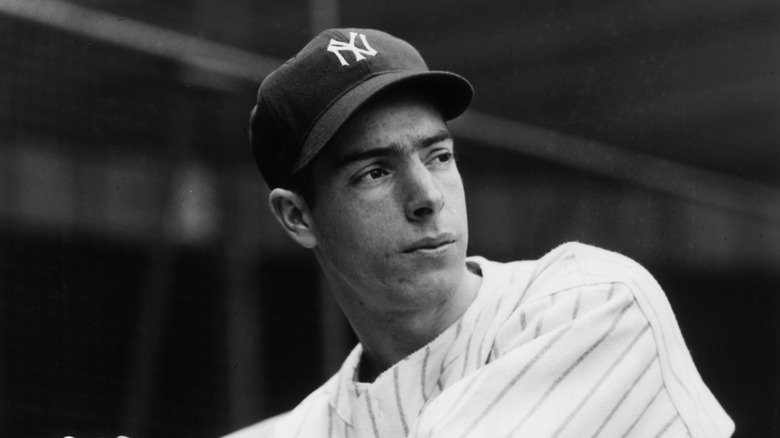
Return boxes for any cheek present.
[444,174,468,216]
[316,198,398,255]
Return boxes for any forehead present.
[317,91,449,167]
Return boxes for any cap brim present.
[292,70,473,174]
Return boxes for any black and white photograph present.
[0,1,777,437]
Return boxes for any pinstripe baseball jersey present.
[225,242,734,438]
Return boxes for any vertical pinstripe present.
[534,294,556,339]
[572,288,582,320]
[393,367,410,435]
[460,331,475,378]
[441,355,459,375]
[427,366,485,438]
[533,314,544,338]
[435,317,463,392]
[333,369,343,419]
[453,318,464,340]
[620,384,665,438]
[351,363,361,399]
[455,325,573,438]
[476,296,503,366]
[461,308,484,378]
[550,324,651,438]
[258,245,732,438]
[648,301,713,432]
[474,334,486,368]
[327,404,334,438]
[653,414,681,438]
[590,355,659,438]
[364,394,381,438]
[504,301,636,437]
[421,346,430,401]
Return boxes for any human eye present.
[427,149,455,168]
[354,165,390,184]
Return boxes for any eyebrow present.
[334,129,453,171]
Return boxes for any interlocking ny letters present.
[326,32,378,66]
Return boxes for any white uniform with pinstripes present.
[225,242,734,438]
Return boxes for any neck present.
[340,266,482,382]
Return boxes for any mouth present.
[402,234,457,254]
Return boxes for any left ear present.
[268,188,318,249]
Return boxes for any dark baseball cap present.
[249,28,474,188]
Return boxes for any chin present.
[391,264,464,305]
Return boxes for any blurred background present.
[0,0,777,436]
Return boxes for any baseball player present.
[225,28,734,438]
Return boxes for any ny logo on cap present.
[326,32,378,66]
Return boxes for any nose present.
[402,161,444,222]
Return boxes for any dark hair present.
[284,164,317,208]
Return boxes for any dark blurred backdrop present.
[0,0,777,437]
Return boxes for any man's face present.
[306,91,470,318]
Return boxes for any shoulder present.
[537,241,645,280]
[516,242,680,336]
[473,242,675,362]
[471,241,656,306]
[523,241,659,299]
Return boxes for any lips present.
[402,233,456,253]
